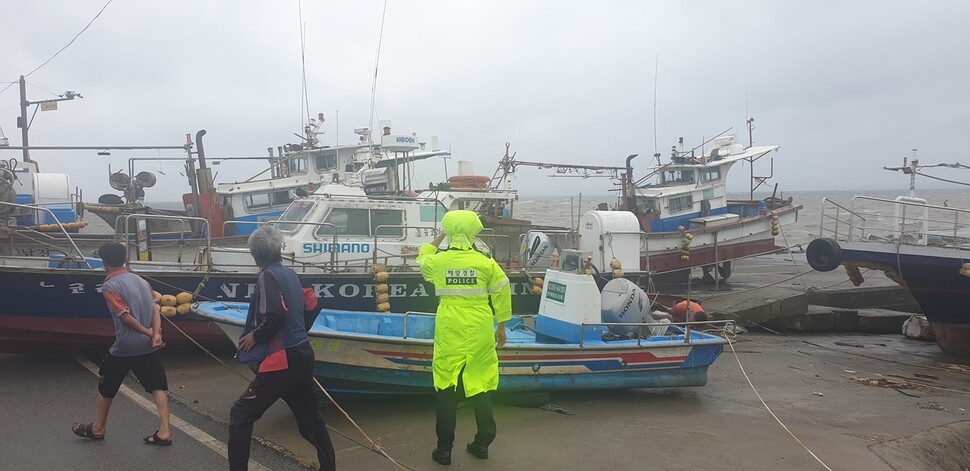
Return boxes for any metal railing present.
[819,196,970,249]
[117,213,212,267]
[0,201,93,268]
[578,319,735,347]
[401,310,437,339]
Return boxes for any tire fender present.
[806,238,843,272]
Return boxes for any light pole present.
[17,75,82,163]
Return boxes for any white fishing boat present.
[517,121,801,282]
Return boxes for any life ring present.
[806,238,842,272]
[447,175,490,189]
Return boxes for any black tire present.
[806,238,843,272]
[494,391,551,407]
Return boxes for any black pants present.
[228,344,335,471]
[435,369,496,451]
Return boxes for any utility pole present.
[18,76,28,163]
[17,75,83,163]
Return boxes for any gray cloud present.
[2,0,969,202]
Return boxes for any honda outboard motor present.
[519,230,555,269]
[600,278,651,335]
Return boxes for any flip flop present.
[72,422,105,440]
[143,430,172,446]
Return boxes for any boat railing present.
[818,197,864,241]
[401,310,436,339]
[475,229,515,265]
[0,200,91,268]
[822,196,970,249]
[515,228,580,254]
[579,319,735,347]
[118,213,212,267]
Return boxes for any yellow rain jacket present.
[417,210,512,396]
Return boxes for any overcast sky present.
[2,0,969,202]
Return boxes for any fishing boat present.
[1,119,460,258]
[0,202,644,352]
[515,120,801,282]
[193,264,729,394]
[807,155,970,354]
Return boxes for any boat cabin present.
[630,134,779,233]
[207,181,520,272]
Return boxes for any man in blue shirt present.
[228,226,335,471]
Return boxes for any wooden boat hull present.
[640,203,800,276]
[196,302,726,395]
[0,264,544,353]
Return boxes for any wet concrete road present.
[120,331,970,470]
[0,352,307,471]
[4,255,969,470]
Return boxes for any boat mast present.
[367,0,389,162]
[883,148,970,198]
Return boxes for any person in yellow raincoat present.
[417,210,512,466]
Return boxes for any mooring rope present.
[723,332,835,471]
[140,271,418,471]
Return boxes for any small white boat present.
[194,268,730,395]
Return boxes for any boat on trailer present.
[194,266,730,395]
[807,155,970,354]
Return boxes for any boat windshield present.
[275,200,315,232]
[661,169,695,185]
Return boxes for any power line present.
[0,0,115,96]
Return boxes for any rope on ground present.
[140,272,420,470]
[723,333,835,471]
[313,378,417,471]
[719,305,970,386]
[731,331,970,394]
[694,269,813,303]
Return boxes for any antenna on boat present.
[884,148,970,197]
[652,54,660,162]
[299,0,311,131]
[367,0,389,160]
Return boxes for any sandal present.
[143,430,172,446]
[72,422,105,440]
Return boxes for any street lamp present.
[17,75,82,162]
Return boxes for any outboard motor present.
[600,278,651,335]
[520,231,555,269]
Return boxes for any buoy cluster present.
[678,226,693,261]
[154,290,194,317]
[373,264,390,312]
[610,258,623,278]
[961,262,970,279]
[531,276,543,295]
[770,211,780,236]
